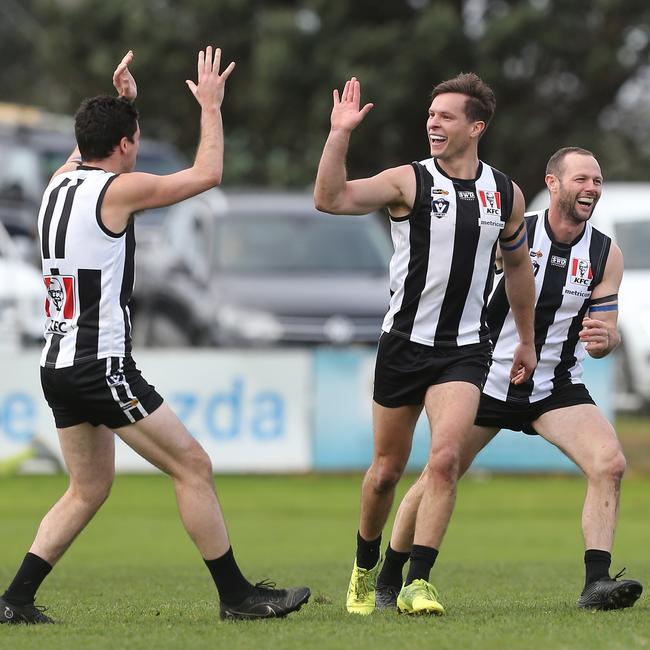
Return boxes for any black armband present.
[589,294,618,306]
[499,220,525,243]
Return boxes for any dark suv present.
[131,190,393,347]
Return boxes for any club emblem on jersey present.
[570,258,592,286]
[479,190,501,217]
[44,275,75,319]
[430,196,450,218]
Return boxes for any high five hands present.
[186,46,236,109]
[330,77,374,132]
[113,50,137,102]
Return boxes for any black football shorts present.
[373,331,492,408]
[40,356,164,429]
[475,382,595,435]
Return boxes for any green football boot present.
[397,579,445,616]
[346,559,381,615]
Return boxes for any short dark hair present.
[74,95,139,161]
[546,146,596,177]
[431,72,496,128]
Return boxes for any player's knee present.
[426,448,460,486]
[590,445,626,485]
[71,474,113,509]
[604,449,626,484]
[181,441,214,482]
[369,459,404,493]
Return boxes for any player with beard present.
[376,147,643,613]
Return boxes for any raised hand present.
[186,46,235,109]
[330,77,374,133]
[113,50,137,101]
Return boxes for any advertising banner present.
[312,346,613,472]
[0,350,312,473]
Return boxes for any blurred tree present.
[0,0,648,199]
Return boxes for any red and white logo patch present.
[44,275,75,318]
[479,190,501,216]
[570,258,592,286]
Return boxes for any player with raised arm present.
[0,48,310,625]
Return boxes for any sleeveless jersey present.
[38,165,135,368]
[382,158,514,347]
[483,209,612,403]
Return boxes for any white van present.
[0,221,44,349]
[530,183,650,410]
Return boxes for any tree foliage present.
[1,0,649,199]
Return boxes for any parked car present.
[0,102,188,245]
[529,183,650,410]
[130,190,393,347]
[0,220,44,348]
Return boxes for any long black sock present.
[3,552,52,605]
[584,549,611,588]
[204,547,254,605]
[356,531,381,570]
[377,545,410,588]
[405,545,439,586]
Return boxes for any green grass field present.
[1,473,649,649]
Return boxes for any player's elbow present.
[191,164,223,190]
[202,169,223,188]
[314,191,337,214]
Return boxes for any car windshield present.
[615,221,650,270]
[214,215,391,274]
[0,141,43,203]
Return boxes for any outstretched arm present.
[314,77,413,217]
[500,183,537,384]
[51,50,138,179]
[103,46,235,231]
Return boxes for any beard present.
[557,191,595,223]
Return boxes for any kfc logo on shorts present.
[570,258,592,286]
[44,275,75,318]
[479,190,501,217]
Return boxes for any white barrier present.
[0,350,312,473]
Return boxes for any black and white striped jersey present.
[382,158,514,347]
[483,209,612,403]
[38,165,135,368]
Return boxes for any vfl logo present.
[430,196,450,218]
[107,371,125,387]
[570,258,592,286]
[479,190,501,217]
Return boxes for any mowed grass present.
[1,473,649,649]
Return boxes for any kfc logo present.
[479,190,501,217]
[570,258,592,286]
[45,275,75,319]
